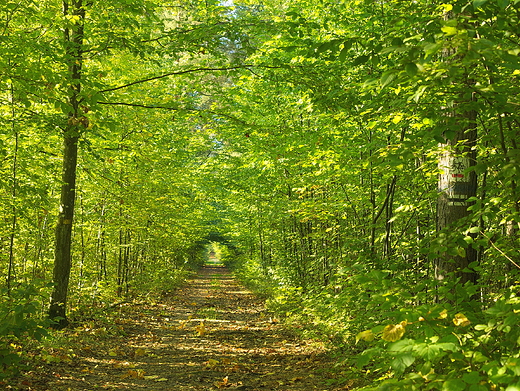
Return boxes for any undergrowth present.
[0,264,193,383]
[231,257,520,391]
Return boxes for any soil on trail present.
[30,266,349,390]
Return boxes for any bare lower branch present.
[98,65,287,94]
[99,66,252,94]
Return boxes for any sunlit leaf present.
[382,321,407,342]
[441,26,458,35]
[453,313,470,327]
[438,309,448,319]
[356,330,375,343]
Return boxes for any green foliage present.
[355,283,520,391]
[2,0,520,386]
[0,282,51,379]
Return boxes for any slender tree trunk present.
[49,0,85,328]
[49,135,80,326]
[7,79,18,294]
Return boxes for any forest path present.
[38,266,348,391]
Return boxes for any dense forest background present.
[1,0,519,389]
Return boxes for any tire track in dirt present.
[37,266,349,390]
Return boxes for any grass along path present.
[24,266,349,390]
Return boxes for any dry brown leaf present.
[214,376,229,388]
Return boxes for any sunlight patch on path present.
[44,266,345,391]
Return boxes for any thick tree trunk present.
[435,7,479,288]
[436,109,478,285]
[48,0,85,328]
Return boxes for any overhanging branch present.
[99,66,252,94]
[98,64,288,94]
[98,102,181,110]
[98,101,249,125]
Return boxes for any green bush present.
[0,281,51,379]
[356,284,520,391]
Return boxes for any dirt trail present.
[34,266,347,390]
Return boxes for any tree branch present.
[98,65,287,94]
[97,101,249,125]
[98,101,181,110]
[99,66,252,93]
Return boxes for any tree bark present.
[435,108,478,285]
[49,135,79,327]
[48,0,85,328]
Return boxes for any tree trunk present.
[48,0,85,328]
[49,135,79,327]
[7,79,18,295]
[435,109,478,285]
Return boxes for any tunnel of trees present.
[1,0,520,389]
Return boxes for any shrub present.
[356,284,520,391]
[0,281,51,379]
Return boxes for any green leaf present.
[473,0,489,8]
[497,0,510,9]
[316,41,332,54]
[423,42,442,57]
[462,371,481,385]
[353,55,369,65]
[415,343,442,361]
[507,358,520,376]
[380,71,396,88]
[435,342,459,352]
[388,339,414,352]
[497,0,510,8]
[391,353,415,373]
[338,45,349,62]
[442,379,466,391]
[356,352,372,368]
[405,63,418,77]
[441,26,458,35]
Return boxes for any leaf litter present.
[17,266,351,390]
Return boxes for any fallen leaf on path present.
[205,358,219,368]
[121,369,145,379]
[214,376,229,388]
[195,321,207,336]
[108,348,124,357]
[113,361,135,368]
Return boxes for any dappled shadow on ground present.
[26,266,350,390]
